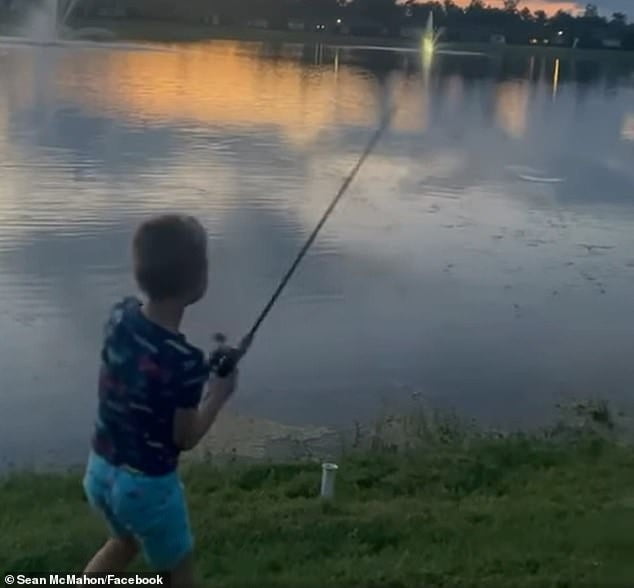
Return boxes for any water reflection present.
[623,114,634,141]
[1,41,634,467]
[496,80,530,138]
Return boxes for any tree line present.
[406,1,632,48]
[116,0,634,49]
[7,0,634,50]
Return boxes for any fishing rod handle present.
[209,332,253,378]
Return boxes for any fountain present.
[421,11,436,70]
[419,12,487,59]
[19,0,58,43]
[0,0,156,51]
[21,0,116,43]
[60,0,83,30]
[422,11,446,57]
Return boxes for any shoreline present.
[28,19,634,61]
[1,400,628,473]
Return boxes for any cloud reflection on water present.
[0,42,634,467]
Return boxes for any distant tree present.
[424,1,445,23]
[534,10,546,26]
[519,7,532,21]
[502,0,518,14]
[301,0,340,20]
[65,0,630,49]
[467,0,484,10]
[349,0,399,25]
[443,0,463,18]
[465,0,486,22]
[611,12,627,26]
[551,10,575,27]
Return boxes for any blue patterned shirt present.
[92,297,210,476]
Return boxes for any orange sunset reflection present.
[495,81,530,138]
[58,43,427,145]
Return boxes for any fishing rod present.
[211,107,396,376]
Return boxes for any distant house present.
[287,19,305,32]
[200,14,220,26]
[602,38,622,49]
[343,18,391,37]
[575,26,625,50]
[401,26,426,40]
[82,0,176,20]
[247,18,268,29]
[445,24,494,44]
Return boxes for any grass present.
[3,406,634,587]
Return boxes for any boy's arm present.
[173,371,237,451]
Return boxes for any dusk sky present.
[455,0,633,17]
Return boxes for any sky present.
[454,0,633,17]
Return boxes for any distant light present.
[530,38,538,44]
[336,18,342,25]
[558,30,564,36]
[543,39,550,44]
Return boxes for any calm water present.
[1,40,634,467]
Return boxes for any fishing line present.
[215,104,398,366]
[246,108,396,346]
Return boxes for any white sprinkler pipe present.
[320,463,339,499]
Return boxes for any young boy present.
[83,214,238,586]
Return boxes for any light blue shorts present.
[83,451,193,571]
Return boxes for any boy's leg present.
[83,455,139,574]
[135,478,196,585]
[84,536,139,574]
[164,553,195,588]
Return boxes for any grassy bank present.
[2,431,634,586]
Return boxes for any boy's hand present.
[210,332,252,378]
[210,346,241,378]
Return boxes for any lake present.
[0,39,633,468]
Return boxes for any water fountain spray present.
[421,11,444,68]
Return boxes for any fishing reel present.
[209,332,253,378]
